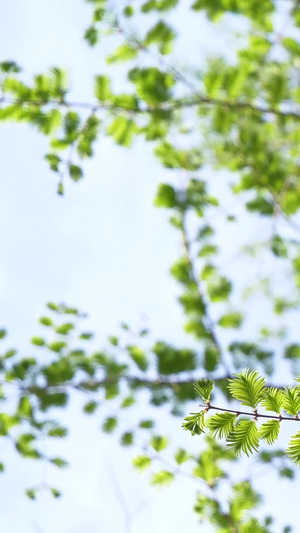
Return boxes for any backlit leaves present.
[182,411,205,436]
[5,1,300,528]
[228,369,266,409]
[261,388,284,414]
[107,116,137,146]
[259,420,280,445]
[132,455,151,471]
[144,21,175,55]
[153,342,196,374]
[193,379,214,403]
[207,413,236,439]
[150,435,168,452]
[287,431,300,465]
[94,75,112,101]
[227,420,260,457]
[150,470,174,486]
[282,388,300,417]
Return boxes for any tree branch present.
[1,94,300,121]
[180,216,230,374]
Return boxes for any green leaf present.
[84,26,99,46]
[120,432,134,446]
[207,413,236,439]
[107,43,138,64]
[16,433,40,459]
[227,420,259,457]
[80,332,94,340]
[48,426,68,438]
[139,420,154,429]
[246,197,273,216]
[39,392,68,411]
[218,312,243,329]
[132,454,151,471]
[182,411,206,436]
[228,369,266,409]
[124,6,134,17]
[0,61,21,73]
[261,387,284,414]
[150,435,168,452]
[18,396,32,417]
[129,68,174,105]
[198,244,218,258]
[287,431,300,465]
[174,448,191,464]
[270,235,288,258]
[102,417,117,433]
[64,111,80,139]
[26,488,37,500]
[127,345,148,371]
[229,481,261,522]
[170,257,192,285]
[50,488,61,498]
[39,316,53,327]
[47,302,59,311]
[94,75,112,101]
[55,322,74,335]
[47,341,67,353]
[107,116,137,146]
[207,276,231,302]
[141,0,178,12]
[151,470,174,486]
[83,401,98,414]
[69,164,83,182]
[259,420,280,445]
[154,183,177,208]
[281,37,300,55]
[153,342,196,374]
[50,457,68,468]
[31,336,45,347]
[285,344,300,361]
[282,387,300,416]
[204,345,220,372]
[193,379,214,402]
[121,395,135,408]
[144,21,175,55]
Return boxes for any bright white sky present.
[0,1,298,532]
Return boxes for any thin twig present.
[202,403,300,422]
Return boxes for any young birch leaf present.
[261,387,284,414]
[193,379,214,403]
[287,431,300,465]
[228,369,265,409]
[182,410,205,436]
[282,387,300,416]
[227,420,259,457]
[207,412,236,439]
[259,420,280,445]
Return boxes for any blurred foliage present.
[2,0,300,530]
